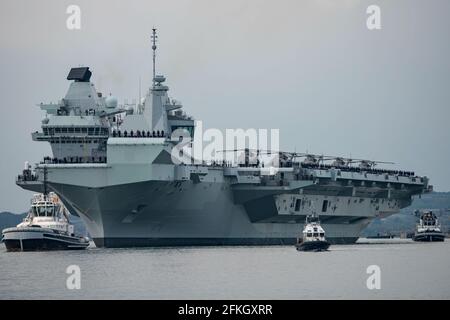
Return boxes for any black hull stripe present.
[93,237,359,248]
[413,235,445,242]
[3,239,88,252]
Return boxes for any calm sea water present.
[0,239,449,299]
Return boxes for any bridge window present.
[322,200,328,212]
[33,206,54,217]
[171,126,194,138]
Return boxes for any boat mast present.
[151,28,158,87]
[43,166,48,197]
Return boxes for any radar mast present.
[151,28,158,87]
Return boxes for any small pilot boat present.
[2,192,89,251]
[296,214,330,252]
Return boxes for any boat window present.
[36,206,45,216]
[320,233,324,237]
[34,205,54,217]
[307,233,312,237]
[313,233,319,237]
[45,206,54,217]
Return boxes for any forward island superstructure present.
[16,30,431,247]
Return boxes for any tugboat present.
[295,213,330,252]
[2,166,89,252]
[2,192,89,251]
[413,210,445,242]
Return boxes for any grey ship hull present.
[17,132,428,249]
[18,176,382,247]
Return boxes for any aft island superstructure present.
[16,30,431,247]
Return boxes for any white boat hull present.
[413,231,445,242]
[2,227,89,252]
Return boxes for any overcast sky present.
[1,0,449,212]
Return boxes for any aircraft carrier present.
[16,30,431,247]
